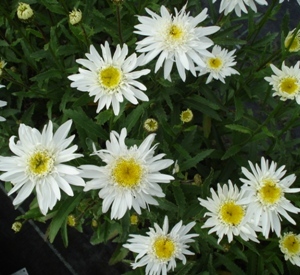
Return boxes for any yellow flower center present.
[207,57,223,70]
[280,77,299,95]
[258,179,282,205]
[281,234,300,255]
[99,66,122,89]
[169,24,183,40]
[112,158,143,188]
[28,150,54,177]
[153,237,176,260]
[219,201,244,226]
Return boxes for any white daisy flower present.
[0,84,7,122]
[199,180,259,243]
[0,120,85,215]
[198,45,239,83]
[240,157,300,239]
[134,4,220,82]
[68,41,150,115]
[264,61,300,104]
[279,232,300,267]
[213,0,268,17]
[80,128,174,220]
[123,216,198,275]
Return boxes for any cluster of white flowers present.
[200,157,300,243]
[1,2,300,275]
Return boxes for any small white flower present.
[68,42,150,115]
[123,216,198,275]
[0,120,85,215]
[0,84,7,122]
[80,128,174,220]
[199,180,259,243]
[240,157,300,238]
[264,61,300,104]
[279,232,300,267]
[134,4,220,81]
[198,45,239,83]
[213,0,268,17]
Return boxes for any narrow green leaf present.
[109,245,129,265]
[172,185,186,217]
[126,104,145,132]
[225,124,252,134]
[181,149,214,171]
[221,145,242,160]
[48,192,84,243]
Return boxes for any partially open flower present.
[284,29,300,52]
[17,2,34,21]
[12,221,22,233]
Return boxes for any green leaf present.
[225,124,252,134]
[172,185,186,217]
[40,0,66,15]
[48,192,84,243]
[109,245,129,265]
[181,149,214,171]
[221,145,242,160]
[175,262,195,275]
[126,104,145,132]
[64,108,108,141]
[215,253,246,275]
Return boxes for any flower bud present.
[17,2,34,21]
[143,118,158,132]
[69,8,82,25]
[12,221,22,233]
[180,108,193,123]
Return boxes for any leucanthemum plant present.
[199,180,259,243]
[198,45,239,83]
[279,232,300,267]
[264,61,300,104]
[240,157,300,239]
[80,128,174,219]
[68,41,150,115]
[0,120,85,215]
[123,216,198,275]
[134,4,220,81]
[1,0,300,274]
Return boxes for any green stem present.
[116,4,123,44]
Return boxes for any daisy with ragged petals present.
[134,4,220,82]
[213,0,268,17]
[198,45,239,84]
[123,216,198,275]
[199,180,259,243]
[68,42,150,115]
[0,120,85,215]
[80,128,174,220]
[0,84,7,122]
[264,61,300,104]
[279,232,300,267]
[240,157,300,239]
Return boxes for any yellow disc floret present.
[153,236,176,260]
[99,66,122,89]
[112,158,143,188]
[28,149,54,177]
[279,77,299,95]
[207,57,223,70]
[280,232,300,255]
[259,179,282,205]
[169,24,183,40]
[219,201,244,226]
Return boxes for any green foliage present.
[1,0,300,274]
